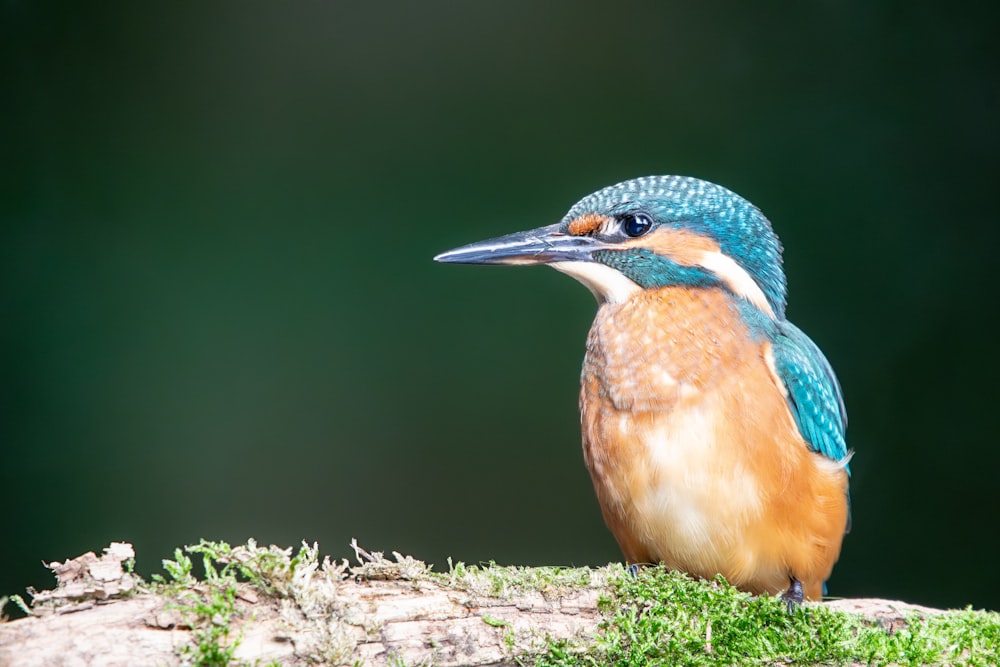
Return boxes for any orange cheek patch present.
[629,228,721,266]
[568,213,611,236]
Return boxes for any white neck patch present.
[694,250,776,319]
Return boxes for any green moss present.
[435,557,605,599]
[151,543,244,667]
[533,565,1000,667]
[482,614,511,628]
[0,594,30,620]
[149,539,355,666]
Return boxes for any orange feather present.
[580,285,848,600]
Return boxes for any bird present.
[434,175,851,605]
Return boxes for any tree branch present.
[0,541,993,666]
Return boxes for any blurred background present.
[3,2,998,612]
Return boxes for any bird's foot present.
[780,577,804,612]
[626,563,643,578]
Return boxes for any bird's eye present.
[621,213,653,238]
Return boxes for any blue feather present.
[770,321,849,469]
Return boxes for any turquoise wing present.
[771,321,849,468]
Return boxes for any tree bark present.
[0,542,951,667]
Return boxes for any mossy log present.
[0,541,994,666]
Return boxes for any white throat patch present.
[550,261,642,304]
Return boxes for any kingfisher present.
[434,176,851,604]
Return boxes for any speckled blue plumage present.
[771,321,849,469]
[563,176,788,320]
[592,248,720,291]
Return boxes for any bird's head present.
[435,176,787,320]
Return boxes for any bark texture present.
[0,542,611,666]
[0,542,952,667]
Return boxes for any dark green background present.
[3,2,998,611]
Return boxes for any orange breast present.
[580,286,848,599]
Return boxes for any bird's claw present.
[780,577,804,612]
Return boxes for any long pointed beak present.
[434,223,598,266]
